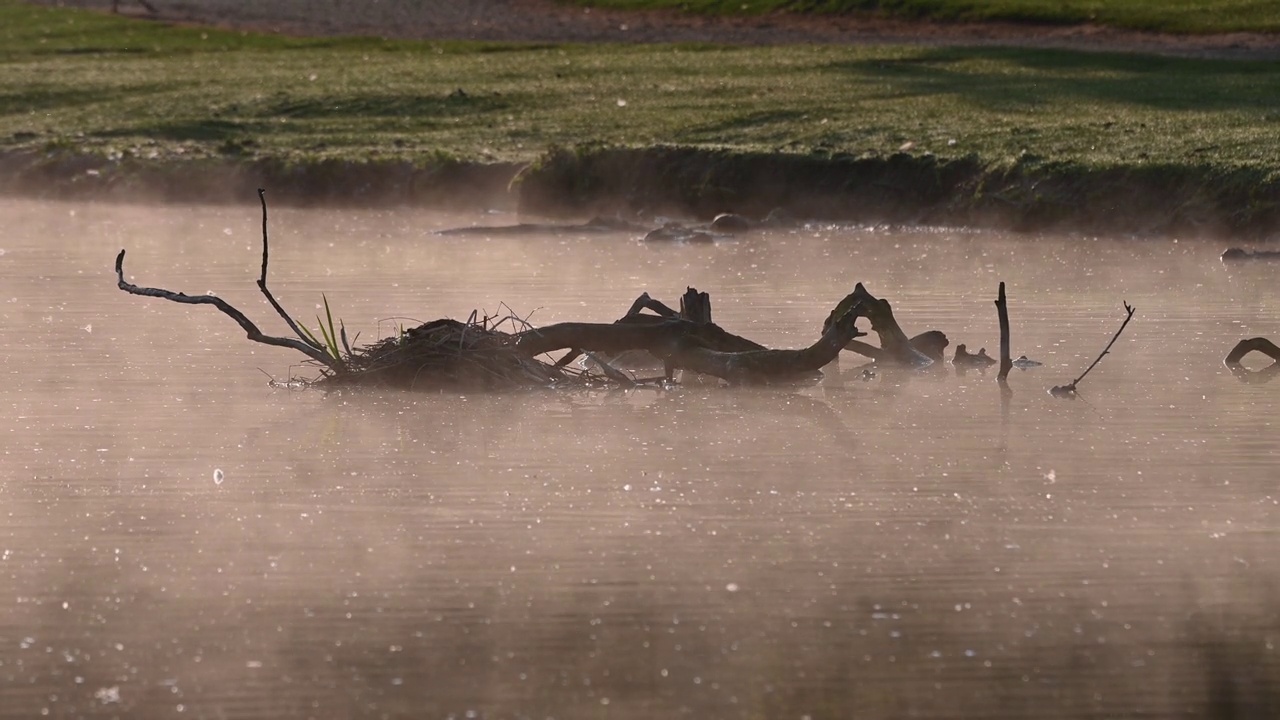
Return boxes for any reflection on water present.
[1,198,1277,718]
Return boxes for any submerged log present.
[511,288,869,384]
[515,314,764,360]
[1224,337,1280,384]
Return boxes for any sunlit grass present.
[3,1,1280,172]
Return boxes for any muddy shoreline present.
[6,147,1278,239]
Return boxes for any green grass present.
[3,1,1280,173]
[565,0,1280,34]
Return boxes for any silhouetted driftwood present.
[115,248,341,371]
[115,191,344,372]
[660,306,864,383]
[1224,337,1280,384]
[822,283,942,366]
[112,191,993,390]
[679,287,712,325]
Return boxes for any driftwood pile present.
[114,191,942,391]
[123,189,1280,394]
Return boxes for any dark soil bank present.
[517,147,1280,238]
[0,151,521,211]
[8,148,1279,239]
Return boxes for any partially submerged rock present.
[709,212,752,234]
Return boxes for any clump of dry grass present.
[327,316,572,392]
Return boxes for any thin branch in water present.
[1051,302,1136,398]
[114,249,340,371]
[253,188,325,352]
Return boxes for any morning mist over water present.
[1,197,1277,718]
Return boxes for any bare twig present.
[1051,302,1136,398]
[115,250,340,371]
[995,281,1013,382]
[254,189,325,352]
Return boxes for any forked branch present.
[254,188,326,352]
[115,250,341,371]
[1051,302,1135,398]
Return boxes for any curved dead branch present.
[115,249,340,371]
[1224,337,1280,384]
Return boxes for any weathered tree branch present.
[254,188,325,353]
[114,250,340,371]
[844,331,948,364]
[514,316,760,360]
[663,301,865,384]
[512,290,867,384]
[824,283,939,366]
[1051,302,1136,398]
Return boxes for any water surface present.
[1,199,1277,718]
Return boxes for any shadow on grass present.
[93,118,260,143]
[0,82,179,115]
[827,47,1280,113]
[259,91,514,121]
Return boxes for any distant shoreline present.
[6,148,1278,240]
[6,1,1280,239]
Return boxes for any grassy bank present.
[3,1,1280,235]
[568,0,1280,35]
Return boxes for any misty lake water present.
[1,197,1277,719]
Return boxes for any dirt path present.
[33,0,1280,60]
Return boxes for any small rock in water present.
[213,468,225,485]
[709,213,751,234]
